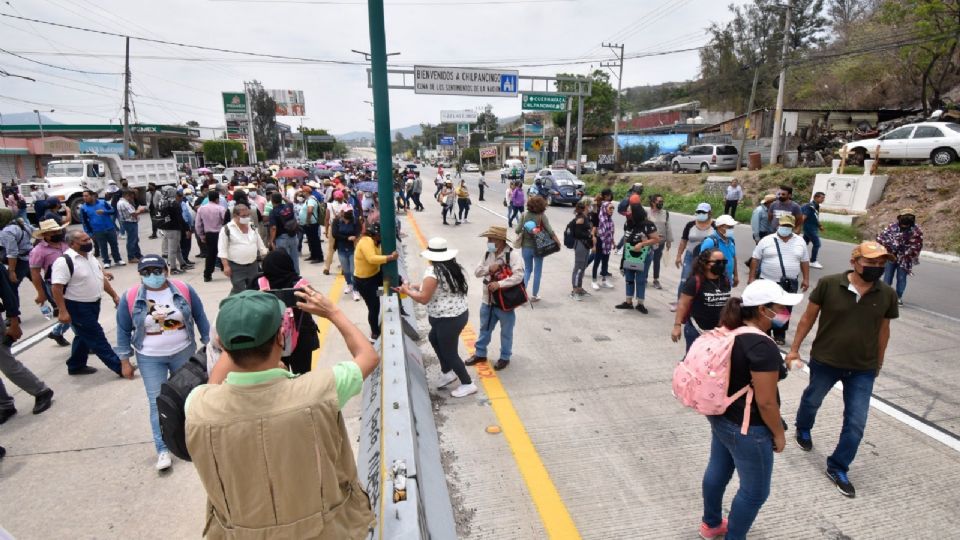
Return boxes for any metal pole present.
[35,111,45,145]
[612,44,624,165]
[244,81,258,165]
[575,94,584,177]
[564,97,572,161]
[520,112,525,168]
[769,0,793,166]
[367,0,398,288]
[737,62,761,171]
[122,36,131,159]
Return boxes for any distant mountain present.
[0,112,61,125]
[336,123,423,141]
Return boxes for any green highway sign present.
[521,93,567,111]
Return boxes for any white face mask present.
[238,217,251,225]
[487,242,497,253]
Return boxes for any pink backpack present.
[126,279,192,316]
[257,276,308,356]
[672,325,769,435]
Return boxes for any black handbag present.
[773,237,799,293]
[489,252,528,311]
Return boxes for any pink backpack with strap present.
[257,276,308,356]
[672,325,769,435]
[126,279,192,315]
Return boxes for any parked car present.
[641,153,677,171]
[671,144,739,173]
[843,121,960,166]
[500,159,526,181]
[531,169,584,205]
[583,161,597,174]
[463,162,480,173]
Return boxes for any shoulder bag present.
[532,215,560,257]
[773,237,799,293]
[490,251,529,311]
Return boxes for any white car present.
[844,121,960,166]
[463,163,480,173]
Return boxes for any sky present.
[0,0,750,136]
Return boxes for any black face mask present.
[859,266,884,283]
[899,218,915,229]
[709,260,727,275]
[47,233,64,243]
[655,202,664,209]
[78,242,94,253]
[779,196,788,202]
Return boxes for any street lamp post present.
[33,109,54,152]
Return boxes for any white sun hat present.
[421,237,458,262]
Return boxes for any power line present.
[0,46,121,75]
[208,0,574,3]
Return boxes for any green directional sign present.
[521,93,567,111]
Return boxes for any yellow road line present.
[404,212,581,539]
[311,275,346,370]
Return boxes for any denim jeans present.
[591,251,611,280]
[624,256,653,301]
[803,231,821,263]
[337,248,355,286]
[274,234,300,274]
[683,321,701,352]
[474,302,516,361]
[303,223,322,261]
[93,229,123,265]
[41,281,70,337]
[882,261,908,299]
[651,242,665,280]
[702,415,774,540]
[508,205,524,227]
[795,358,876,473]
[521,247,544,296]
[122,221,142,260]
[136,346,193,453]
[65,299,122,373]
[676,250,695,299]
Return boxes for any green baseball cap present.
[216,291,284,351]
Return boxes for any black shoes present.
[47,332,70,347]
[68,366,98,376]
[203,276,212,282]
[0,408,16,424]
[32,388,54,415]
[465,355,486,366]
[0,445,5,459]
[796,430,813,451]
[493,359,510,371]
[615,302,633,310]
[827,469,856,498]
[635,303,648,314]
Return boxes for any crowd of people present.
[0,162,927,538]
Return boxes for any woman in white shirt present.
[218,203,269,295]
[395,237,476,398]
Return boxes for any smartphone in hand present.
[265,288,305,308]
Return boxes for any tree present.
[551,70,617,134]
[300,127,338,159]
[185,120,200,127]
[249,81,279,159]
[476,105,498,141]
[202,140,247,165]
[158,138,192,158]
[827,0,871,37]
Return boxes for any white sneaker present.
[103,262,111,269]
[114,260,126,266]
[451,383,478,398]
[601,280,615,289]
[591,281,600,291]
[352,291,361,302]
[810,261,823,269]
[436,371,458,389]
[156,451,172,471]
[344,285,353,294]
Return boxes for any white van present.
[500,159,525,181]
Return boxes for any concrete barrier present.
[358,293,457,540]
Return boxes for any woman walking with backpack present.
[250,250,318,375]
[568,200,595,301]
[673,202,716,312]
[615,204,660,314]
[395,237,476,398]
[515,195,558,302]
[671,248,732,352]
[697,280,801,540]
[115,255,209,473]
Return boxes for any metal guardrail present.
[358,286,457,539]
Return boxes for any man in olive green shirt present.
[787,241,899,499]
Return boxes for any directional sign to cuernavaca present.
[415,66,519,97]
[522,92,567,111]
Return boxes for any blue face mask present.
[141,274,167,289]
[487,242,497,253]
[695,213,710,222]
[778,226,794,237]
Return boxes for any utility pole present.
[769,0,794,166]
[122,36,131,159]
[575,94,585,177]
[564,97,572,161]
[601,42,624,166]
[737,61,761,171]
[244,81,258,165]
[519,112,525,166]
[366,0,398,287]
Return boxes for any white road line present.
[907,304,960,324]
[12,323,58,355]
[474,203,509,221]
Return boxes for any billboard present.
[441,110,479,123]
[414,66,519,97]
[480,147,498,159]
[222,92,247,121]
[267,89,306,116]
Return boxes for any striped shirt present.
[752,233,809,281]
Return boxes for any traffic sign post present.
[521,93,567,111]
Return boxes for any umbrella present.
[197,167,212,174]
[315,164,328,170]
[276,168,308,179]
[354,181,378,192]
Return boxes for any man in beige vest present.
[185,289,378,539]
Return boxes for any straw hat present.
[478,226,509,242]
[421,237,458,262]
[32,219,66,239]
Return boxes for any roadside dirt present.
[589,166,960,254]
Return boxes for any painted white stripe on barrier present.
[12,323,58,355]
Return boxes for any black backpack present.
[157,351,208,461]
[277,204,299,234]
[563,218,577,249]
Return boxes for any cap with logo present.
[137,254,168,272]
[216,291,284,351]
[851,241,895,261]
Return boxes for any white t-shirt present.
[424,265,468,319]
[137,287,191,356]
[50,249,104,302]
[752,234,809,281]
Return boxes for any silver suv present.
[671,144,739,173]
